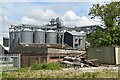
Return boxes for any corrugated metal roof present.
[67,31,80,36]
[12,43,72,54]
[47,30,56,32]
[67,30,86,36]
[0,44,9,51]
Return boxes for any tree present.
[87,2,120,48]
[89,2,120,28]
[87,27,120,47]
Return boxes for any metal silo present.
[80,31,86,50]
[34,29,45,44]
[46,30,57,44]
[21,28,33,44]
[9,29,15,53]
[14,29,20,47]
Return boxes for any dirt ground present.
[62,65,118,73]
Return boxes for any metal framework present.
[0,54,21,71]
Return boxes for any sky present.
[0,0,118,43]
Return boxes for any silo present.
[21,28,33,44]
[80,31,86,50]
[46,30,57,44]
[34,29,45,44]
[9,29,15,53]
[14,29,20,47]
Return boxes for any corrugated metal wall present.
[115,47,120,64]
[118,47,120,64]
[87,47,115,64]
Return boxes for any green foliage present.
[89,2,120,28]
[2,70,117,78]
[88,26,120,47]
[31,62,63,70]
[88,2,120,47]
[16,67,30,72]
[80,72,99,78]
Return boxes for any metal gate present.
[0,54,21,72]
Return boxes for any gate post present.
[18,54,21,68]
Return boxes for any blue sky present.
[3,2,93,21]
[0,1,113,43]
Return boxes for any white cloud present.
[19,9,101,27]
[62,11,102,27]
[63,11,80,21]
[20,16,37,24]
[20,9,58,25]
[27,9,57,21]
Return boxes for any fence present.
[0,54,21,72]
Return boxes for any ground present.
[1,66,118,79]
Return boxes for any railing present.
[0,54,21,72]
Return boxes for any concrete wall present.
[115,47,120,64]
[48,48,85,54]
[118,47,120,64]
[87,47,115,64]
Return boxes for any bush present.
[31,62,63,70]
[16,67,30,72]
[88,26,120,48]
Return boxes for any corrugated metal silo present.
[80,31,86,50]
[21,28,33,44]
[46,30,57,44]
[34,29,45,44]
[9,29,15,53]
[14,29,20,47]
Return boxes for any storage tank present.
[21,28,33,44]
[46,30,57,44]
[34,29,45,44]
[9,29,15,53]
[14,29,21,47]
[80,31,86,50]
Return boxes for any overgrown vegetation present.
[88,26,120,47]
[89,2,120,28]
[30,62,63,70]
[2,70,118,78]
[88,2,120,48]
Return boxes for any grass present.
[2,69,118,78]
[0,60,13,64]
[30,62,63,70]
[0,72,2,80]
[0,65,18,71]
[1,62,118,79]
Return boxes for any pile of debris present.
[59,53,98,68]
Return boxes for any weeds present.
[31,62,63,70]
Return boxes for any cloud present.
[63,11,80,21]
[62,11,101,27]
[20,16,37,24]
[27,9,57,21]
[19,9,58,25]
[19,9,101,27]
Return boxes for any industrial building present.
[9,24,86,67]
[0,37,9,55]
[8,17,120,67]
[64,30,86,50]
[9,18,87,53]
[12,43,85,67]
[8,18,88,67]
